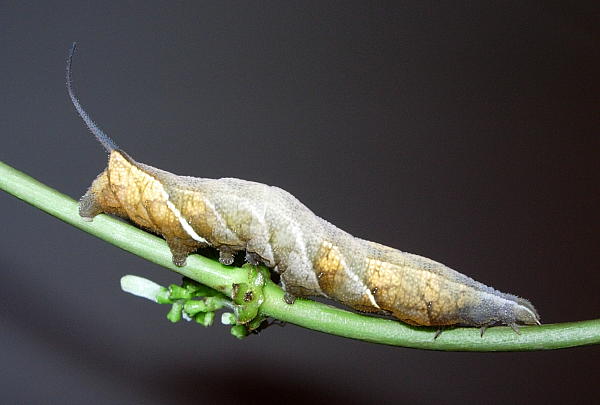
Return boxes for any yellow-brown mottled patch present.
[107,152,159,230]
[363,258,399,309]
[105,151,186,239]
[363,257,435,325]
[174,189,214,238]
[363,254,477,326]
[88,170,128,218]
[314,241,344,295]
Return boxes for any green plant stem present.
[1,160,599,351]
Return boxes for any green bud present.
[195,311,215,327]
[183,300,208,316]
[168,284,193,300]
[166,300,184,323]
[203,297,226,312]
[230,325,248,339]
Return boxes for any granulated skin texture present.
[68,42,539,331]
[80,149,540,330]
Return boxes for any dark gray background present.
[1,1,598,404]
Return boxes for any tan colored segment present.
[364,255,476,326]
[314,242,385,313]
[106,152,150,227]
[106,151,183,239]
[363,258,408,313]
[144,178,189,239]
[174,189,216,240]
[363,257,437,325]
[86,170,128,218]
[313,241,344,296]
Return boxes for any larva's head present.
[512,298,541,326]
[460,294,540,327]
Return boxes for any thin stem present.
[0,161,247,294]
[1,160,599,351]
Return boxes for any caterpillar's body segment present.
[68,43,540,331]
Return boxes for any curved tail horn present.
[66,42,117,152]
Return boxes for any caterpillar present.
[67,43,540,334]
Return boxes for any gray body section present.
[154,168,335,297]
[146,164,539,327]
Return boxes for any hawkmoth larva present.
[66,43,540,334]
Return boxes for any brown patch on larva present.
[107,153,181,237]
[360,247,482,325]
[110,152,208,265]
[106,151,161,230]
[170,188,215,239]
[313,243,382,314]
[363,256,475,326]
[314,241,345,296]
[364,258,398,306]
[82,150,203,261]
[81,169,128,218]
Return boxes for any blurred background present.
[1,2,598,403]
